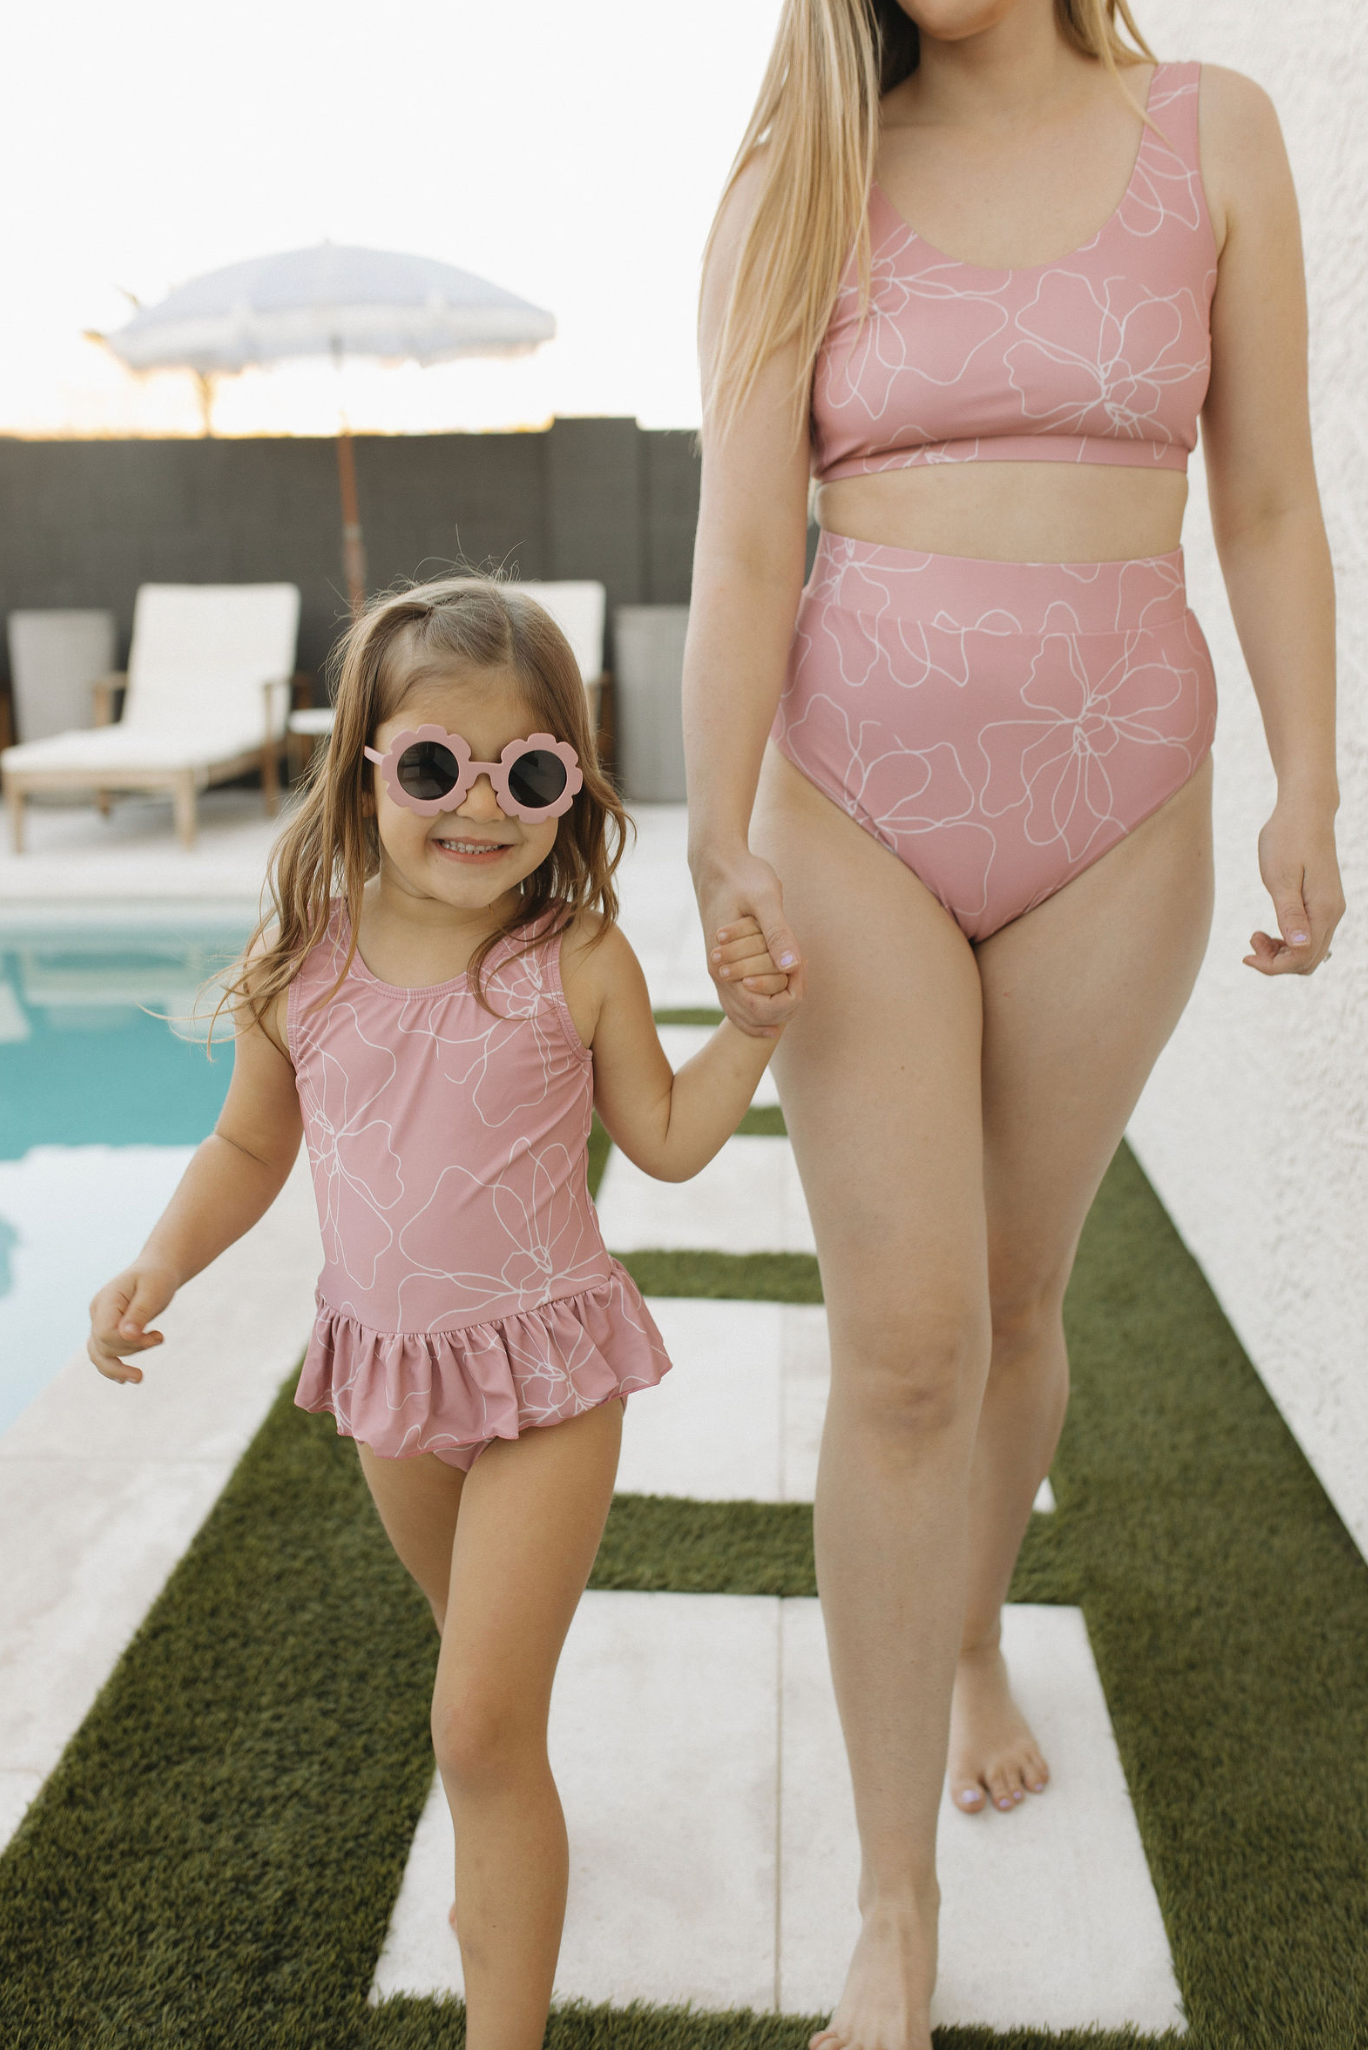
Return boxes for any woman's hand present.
[694,847,804,1035]
[1244,796,1344,975]
[88,1261,180,1383]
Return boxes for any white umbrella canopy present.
[104,244,556,610]
[107,243,555,373]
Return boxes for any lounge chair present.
[2,584,301,852]
[286,579,611,765]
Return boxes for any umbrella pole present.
[336,427,368,617]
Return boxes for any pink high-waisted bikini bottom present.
[773,533,1216,941]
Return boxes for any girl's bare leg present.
[948,757,1215,1813]
[434,1401,621,2050]
[357,1441,465,1627]
[754,749,989,2050]
[357,1409,619,2049]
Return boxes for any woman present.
[683,3,1342,2046]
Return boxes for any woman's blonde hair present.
[224,576,627,1024]
[705,0,1155,438]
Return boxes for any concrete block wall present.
[1126,2,1368,1555]
[0,419,700,694]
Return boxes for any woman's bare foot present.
[808,1895,937,2050]
[947,1641,1049,1814]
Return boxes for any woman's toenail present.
[1012,1790,1023,1802]
[998,1797,1012,1809]
[1033,1780,1045,1792]
[958,1789,980,1807]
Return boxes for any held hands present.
[1244,797,1345,976]
[697,851,805,1038]
[712,914,793,1008]
[87,1262,180,1384]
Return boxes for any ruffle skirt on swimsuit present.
[294,1260,670,1471]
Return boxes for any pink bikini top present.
[289,911,612,1336]
[810,61,1216,482]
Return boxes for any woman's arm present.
[565,919,786,1182]
[1200,66,1344,975]
[685,159,814,1030]
[88,994,303,1380]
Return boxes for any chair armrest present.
[90,673,128,727]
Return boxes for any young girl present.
[86,577,793,2049]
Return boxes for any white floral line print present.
[977,631,1203,860]
[808,66,1214,478]
[779,688,999,921]
[1005,273,1212,445]
[291,914,670,1462]
[320,1268,664,1459]
[295,923,602,1328]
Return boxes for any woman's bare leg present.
[948,758,1215,1814]
[434,1401,621,2050]
[754,749,988,2050]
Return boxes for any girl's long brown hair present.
[705,0,1156,440]
[225,576,628,1025]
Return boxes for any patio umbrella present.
[104,244,556,612]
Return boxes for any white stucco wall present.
[1123,1,1368,1553]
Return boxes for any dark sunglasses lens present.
[396,741,461,801]
[506,749,569,810]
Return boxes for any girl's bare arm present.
[565,920,786,1183]
[1200,67,1344,975]
[88,996,303,1380]
[685,158,814,1033]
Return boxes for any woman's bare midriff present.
[815,462,1188,564]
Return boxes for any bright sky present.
[1,0,783,437]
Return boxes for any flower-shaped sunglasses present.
[365,726,583,823]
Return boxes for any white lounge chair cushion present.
[288,707,337,737]
[123,584,300,733]
[2,715,268,775]
[1,583,301,785]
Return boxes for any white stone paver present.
[783,1601,1185,2032]
[597,1133,815,1255]
[655,1023,780,1106]
[0,1153,321,1853]
[372,1591,780,2012]
[372,1594,1184,2032]
[614,804,715,1011]
[0,789,281,906]
[620,1297,1053,1512]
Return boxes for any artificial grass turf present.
[591,1494,1070,1601]
[3,1146,1367,2046]
[618,1248,822,1302]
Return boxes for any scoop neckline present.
[346,941,472,999]
[870,61,1163,279]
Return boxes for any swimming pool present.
[0,913,251,1435]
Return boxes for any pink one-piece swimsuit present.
[775,61,1219,940]
[290,911,670,1469]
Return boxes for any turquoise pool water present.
[0,918,250,1434]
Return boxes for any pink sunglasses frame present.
[364,725,584,823]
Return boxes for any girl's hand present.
[694,849,804,1036]
[1244,798,1345,976]
[87,1262,180,1384]
[711,914,792,1003]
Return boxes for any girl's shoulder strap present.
[481,912,587,1050]
[286,902,352,1058]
